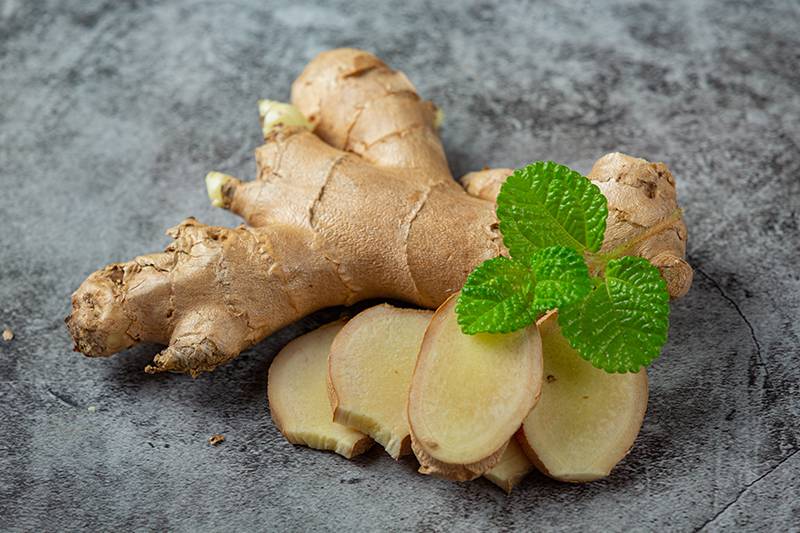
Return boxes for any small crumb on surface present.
[88,406,96,413]
[210,435,225,445]
[2,329,13,341]
[546,374,556,383]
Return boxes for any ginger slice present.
[327,304,433,459]
[268,322,373,459]
[482,435,535,494]
[408,293,543,481]
[518,310,648,482]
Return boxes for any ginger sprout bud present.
[434,105,445,129]
[206,172,233,208]
[258,100,313,137]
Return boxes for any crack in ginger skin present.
[66,48,691,377]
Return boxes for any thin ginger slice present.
[408,293,543,481]
[518,310,648,482]
[482,435,535,494]
[268,322,373,459]
[327,304,433,459]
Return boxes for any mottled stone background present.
[1,0,799,531]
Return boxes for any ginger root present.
[462,154,692,301]
[66,48,691,376]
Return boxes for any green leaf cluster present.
[455,161,671,373]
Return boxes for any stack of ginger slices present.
[267,293,647,493]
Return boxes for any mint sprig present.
[456,161,673,373]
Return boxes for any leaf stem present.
[585,207,685,276]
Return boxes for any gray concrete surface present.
[1,0,799,531]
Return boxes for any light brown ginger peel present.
[66,48,691,377]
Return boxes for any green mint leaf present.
[557,255,670,373]
[528,246,593,312]
[455,257,538,335]
[496,161,608,260]
[455,247,592,335]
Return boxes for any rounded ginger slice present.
[327,304,433,459]
[518,310,648,482]
[268,322,373,459]
[408,293,543,481]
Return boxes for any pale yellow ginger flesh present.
[517,311,648,482]
[268,322,373,459]
[327,304,433,459]
[482,435,535,494]
[408,293,543,482]
[325,302,532,492]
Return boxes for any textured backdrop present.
[1,0,799,531]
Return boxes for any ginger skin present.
[66,48,691,377]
